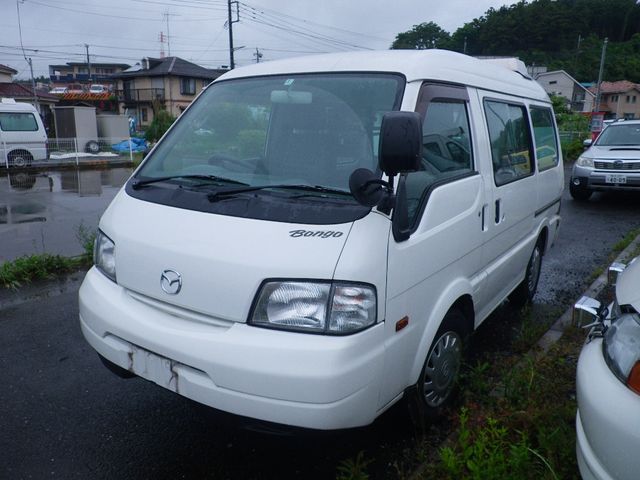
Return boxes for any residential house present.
[534,70,595,113]
[110,57,224,128]
[0,64,18,83]
[49,62,130,86]
[590,81,640,120]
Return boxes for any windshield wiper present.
[207,184,351,202]
[131,174,248,190]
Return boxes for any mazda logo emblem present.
[160,269,182,295]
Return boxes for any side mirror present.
[349,168,386,208]
[572,296,603,327]
[378,112,422,176]
[583,139,592,148]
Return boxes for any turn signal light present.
[627,362,640,395]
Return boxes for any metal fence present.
[559,131,590,143]
[1,137,145,168]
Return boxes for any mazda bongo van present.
[79,50,564,429]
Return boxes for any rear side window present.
[0,112,38,132]
[530,107,559,171]
[484,100,533,186]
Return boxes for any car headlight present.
[250,281,377,334]
[576,155,594,168]
[603,313,640,395]
[94,230,116,282]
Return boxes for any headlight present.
[576,155,594,168]
[94,230,116,282]
[250,281,377,334]
[603,314,640,395]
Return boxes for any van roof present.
[216,50,548,102]
[0,99,38,112]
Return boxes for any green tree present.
[145,108,176,143]
[391,22,451,49]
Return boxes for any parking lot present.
[1,165,640,479]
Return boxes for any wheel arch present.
[409,281,475,384]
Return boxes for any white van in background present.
[79,50,564,430]
[0,98,48,167]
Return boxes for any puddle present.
[0,167,133,262]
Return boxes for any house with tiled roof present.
[590,80,640,119]
[111,57,225,128]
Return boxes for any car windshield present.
[135,73,404,193]
[596,123,640,146]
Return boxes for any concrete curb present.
[536,232,640,353]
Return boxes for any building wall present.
[536,72,575,101]
[117,75,211,130]
[165,76,209,117]
[601,89,640,119]
[0,72,13,82]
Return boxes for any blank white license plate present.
[605,174,627,184]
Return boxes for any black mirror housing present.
[378,112,422,176]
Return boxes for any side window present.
[484,100,534,186]
[0,113,38,132]
[406,87,474,227]
[530,107,559,171]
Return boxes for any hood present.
[616,256,640,312]
[100,191,353,322]
[586,145,640,160]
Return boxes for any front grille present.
[594,160,640,171]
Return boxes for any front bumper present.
[571,164,640,192]
[576,338,640,480]
[79,267,387,430]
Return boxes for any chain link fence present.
[1,137,146,168]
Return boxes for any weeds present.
[0,222,96,289]
[336,451,372,480]
[0,254,82,289]
[76,222,97,261]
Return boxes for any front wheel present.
[409,308,468,423]
[509,241,543,308]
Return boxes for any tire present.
[509,240,543,308]
[85,140,100,154]
[569,183,592,201]
[8,150,33,168]
[408,308,468,424]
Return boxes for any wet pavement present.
[0,167,133,262]
[2,164,640,479]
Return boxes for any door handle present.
[480,204,488,231]
[495,199,501,224]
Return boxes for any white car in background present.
[575,258,640,480]
[89,84,106,94]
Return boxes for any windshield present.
[596,124,640,146]
[136,73,404,193]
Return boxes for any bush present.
[145,109,176,143]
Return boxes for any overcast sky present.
[0,0,514,80]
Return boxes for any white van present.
[0,98,48,167]
[79,50,564,430]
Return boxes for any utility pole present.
[227,0,239,69]
[85,43,91,83]
[594,37,608,113]
[16,0,38,111]
[253,47,262,63]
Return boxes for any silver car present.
[570,120,640,201]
